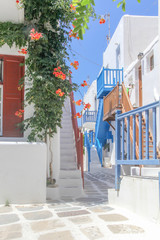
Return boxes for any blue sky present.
[69,0,158,123]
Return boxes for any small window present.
[0,59,3,83]
[150,55,154,71]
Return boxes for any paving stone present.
[57,210,90,218]
[0,206,12,214]
[107,224,145,234]
[48,203,70,209]
[0,224,22,240]
[81,226,104,239]
[98,214,128,222]
[31,219,65,232]
[23,210,52,221]
[89,206,113,213]
[69,216,92,225]
[0,214,19,225]
[16,206,43,212]
[76,197,103,203]
[55,207,82,212]
[38,230,74,240]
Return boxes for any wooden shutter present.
[2,55,25,137]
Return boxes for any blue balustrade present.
[115,101,160,191]
[97,67,123,99]
[96,138,103,166]
[83,110,97,124]
[84,131,91,171]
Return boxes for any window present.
[0,55,25,137]
[150,55,154,71]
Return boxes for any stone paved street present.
[0,158,160,240]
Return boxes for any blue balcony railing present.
[83,110,97,124]
[115,100,160,191]
[97,67,123,99]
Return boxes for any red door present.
[1,55,25,137]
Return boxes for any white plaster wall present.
[0,141,47,204]
[103,16,124,69]
[0,0,24,23]
[103,15,158,71]
[124,16,158,70]
[142,42,160,105]
[83,80,97,111]
[109,176,160,221]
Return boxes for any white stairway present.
[58,97,84,198]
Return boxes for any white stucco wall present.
[123,16,158,69]
[0,0,24,23]
[109,176,160,221]
[0,141,47,204]
[103,16,124,69]
[103,15,158,71]
[83,80,98,111]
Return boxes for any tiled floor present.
[0,159,160,240]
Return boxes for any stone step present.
[60,132,73,138]
[61,148,76,155]
[60,138,75,144]
[58,178,82,187]
[59,186,83,198]
[59,170,81,179]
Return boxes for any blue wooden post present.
[132,114,136,160]
[152,107,157,159]
[115,110,121,191]
[139,113,142,159]
[88,147,90,172]
[145,110,149,159]
[122,68,124,83]
[91,131,93,146]
[122,118,124,160]
[127,116,130,160]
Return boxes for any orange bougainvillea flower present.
[56,88,65,97]
[84,103,91,110]
[75,99,82,106]
[70,61,79,70]
[53,67,66,80]
[69,29,79,40]
[99,18,106,24]
[74,112,82,118]
[70,4,76,11]
[56,89,61,94]
[81,80,87,87]
[18,84,24,91]
[15,109,24,118]
[30,28,43,41]
[16,0,20,4]
[18,48,27,54]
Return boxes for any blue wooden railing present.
[115,101,160,191]
[97,67,123,99]
[87,131,95,147]
[84,131,91,171]
[83,110,97,124]
[96,138,103,166]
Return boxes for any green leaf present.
[78,28,83,40]
[73,25,82,32]
[137,0,141,2]
[81,0,90,6]
[117,1,123,8]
